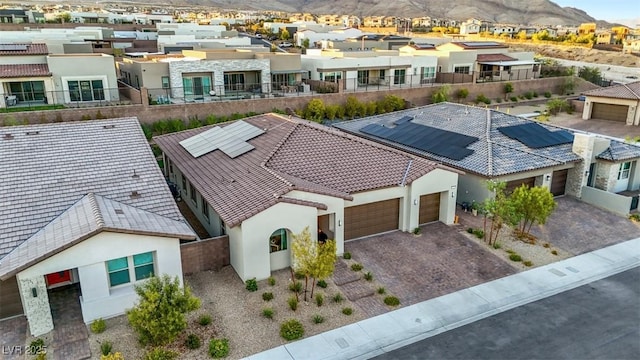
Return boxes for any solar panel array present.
[461,42,501,47]
[361,121,479,161]
[0,44,28,51]
[497,123,574,149]
[180,120,265,158]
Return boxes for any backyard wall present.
[180,235,230,275]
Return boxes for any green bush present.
[533,91,539,97]
[524,91,534,99]
[473,229,485,239]
[345,95,361,119]
[384,296,401,306]
[288,296,298,311]
[377,287,386,295]
[332,293,344,303]
[544,91,552,98]
[312,314,325,324]
[364,272,373,281]
[30,338,44,350]
[350,263,363,271]
[126,275,200,346]
[325,104,339,120]
[467,227,474,233]
[198,314,212,326]
[412,227,422,235]
[143,348,178,360]
[509,253,523,262]
[343,252,352,260]
[91,318,106,334]
[493,242,502,249]
[303,98,326,122]
[342,307,353,315]
[262,307,274,319]
[316,279,328,288]
[268,276,276,286]
[510,96,519,102]
[475,94,491,104]
[208,338,230,358]
[262,292,274,301]
[547,98,571,115]
[523,260,533,267]
[294,272,306,280]
[289,281,302,294]
[315,293,324,307]
[100,341,113,356]
[245,278,258,292]
[551,250,558,255]
[280,319,305,341]
[185,334,201,349]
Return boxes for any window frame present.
[618,161,632,180]
[161,76,170,89]
[106,252,156,288]
[393,69,406,85]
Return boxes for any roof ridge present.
[87,193,105,228]
[486,109,494,176]
[492,141,572,164]
[261,120,298,188]
[623,83,640,100]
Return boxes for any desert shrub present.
[524,91,534,99]
[473,229,485,239]
[377,287,386,295]
[544,91,552,98]
[413,227,422,235]
[475,94,491,104]
[551,250,558,255]
[312,314,325,324]
[280,319,305,340]
[366,101,378,116]
[315,293,324,307]
[143,348,178,360]
[324,104,339,120]
[543,243,551,248]
[81,114,92,121]
[332,293,344,303]
[317,279,328,288]
[262,307,274,319]
[127,275,200,346]
[288,296,298,311]
[533,91,539,97]
[304,98,326,122]
[289,281,302,293]
[185,334,201,349]
[384,296,401,306]
[198,314,212,326]
[208,338,230,358]
[467,227,474,233]
[245,278,258,292]
[262,292,274,301]
[382,94,406,112]
[496,98,502,103]
[187,117,202,129]
[350,263,363,271]
[509,253,523,262]
[268,276,276,286]
[30,338,44,350]
[345,95,361,119]
[547,98,571,115]
[91,318,106,334]
[343,252,352,260]
[342,307,353,315]
[523,260,533,267]
[100,341,113,356]
[456,88,469,101]
[493,242,502,249]
[101,353,124,360]
[294,271,306,280]
[364,272,373,281]
[510,96,519,102]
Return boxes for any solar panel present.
[393,116,413,125]
[223,120,265,141]
[361,122,478,161]
[497,123,574,148]
[0,44,28,51]
[179,120,265,158]
[462,42,501,47]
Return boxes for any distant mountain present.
[181,0,598,25]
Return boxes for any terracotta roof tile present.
[582,81,640,100]
[477,53,517,62]
[0,43,48,55]
[0,64,51,78]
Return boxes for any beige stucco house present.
[155,114,460,281]
[581,81,640,125]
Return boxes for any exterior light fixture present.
[31,288,38,297]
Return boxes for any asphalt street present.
[374,266,640,360]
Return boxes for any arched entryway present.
[269,228,292,271]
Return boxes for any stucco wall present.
[47,54,119,103]
[581,186,632,215]
[408,168,459,227]
[582,95,640,125]
[180,236,230,275]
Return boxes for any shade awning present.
[477,60,539,66]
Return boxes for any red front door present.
[46,270,71,287]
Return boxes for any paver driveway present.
[344,222,516,309]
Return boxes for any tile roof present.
[596,141,640,161]
[0,193,195,280]
[582,81,640,100]
[0,43,48,56]
[450,41,508,49]
[334,103,584,177]
[154,114,440,227]
[0,118,189,259]
[476,53,517,62]
[0,64,51,78]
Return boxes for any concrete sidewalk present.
[246,237,640,360]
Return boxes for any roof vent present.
[114,209,124,215]
[130,190,141,199]
[26,131,40,135]
[2,133,13,140]
[103,124,115,129]
[132,169,139,179]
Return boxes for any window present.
[189,182,196,202]
[68,80,104,102]
[107,257,130,286]
[161,76,170,89]
[181,174,187,191]
[454,66,471,74]
[618,162,631,180]
[8,81,45,102]
[183,76,211,96]
[201,195,209,220]
[379,69,386,80]
[269,228,287,253]
[394,69,406,85]
[323,72,342,82]
[421,66,436,80]
[224,73,245,91]
[133,252,155,280]
[357,70,369,85]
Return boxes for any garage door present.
[591,103,628,122]
[505,177,536,194]
[419,193,440,224]
[0,276,23,319]
[550,169,568,196]
[344,198,400,240]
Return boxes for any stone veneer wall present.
[180,235,230,275]
[595,162,619,192]
[18,276,53,336]
[567,133,595,197]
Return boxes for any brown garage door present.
[344,198,400,240]
[505,177,536,194]
[419,193,440,224]
[0,276,23,319]
[551,169,568,196]
[591,103,628,122]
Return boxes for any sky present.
[552,0,640,22]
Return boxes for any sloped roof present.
[0,64,51,78]
[596,140,640,161]
[450,41,508,49]
[0,193,195,280]
[582,81,640,100]
[155,114,441,228]
[0,118,189,259]
[335,103,583,177]
[476,53,517,62]
[0,43,48,55]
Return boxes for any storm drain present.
[565,266,580,273]
[336,338,349,349]
[548,268,566,277]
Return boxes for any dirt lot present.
[509,43,640,68]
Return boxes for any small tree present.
[456,88,469,103]
[127,275,200,346]
[280,28,290,40]
[302,38,310,49]
[303,98,325,122]
[504,82,514,100]
[578,66,602,85]
[291,227,337,301]
[431,85,450,103]
[510,185,556,236]
[484,180,517,245]
[344,95,361,119]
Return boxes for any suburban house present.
[293,27,364,48]
[154,114,460,281]
[0,43,119,108]
[581,81,640,125]
[0,118,196,337]
[301,48,437,91]
[459,18,482,35]
[326,34,413,51]
[433,41,539,82]
[335,103,640,215]
[117,48,305,100]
